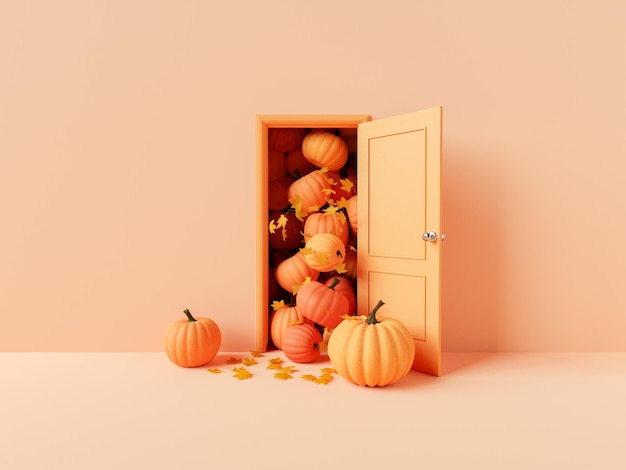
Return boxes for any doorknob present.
[422,231,438,242]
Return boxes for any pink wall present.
[2,1,625,352]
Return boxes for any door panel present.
[357,107,442,376]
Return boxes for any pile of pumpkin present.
[163,128,416,387]
[265,127,357,349]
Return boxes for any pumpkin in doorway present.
[301,130,349,171]
[296,277,349,329]
[281,322,323,363]
[302,232,346,272]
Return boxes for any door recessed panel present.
[368,271,426,341]
[368,130,426,260]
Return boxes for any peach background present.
[2,0,625,352]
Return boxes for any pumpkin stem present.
[365,300,385,325]
[293,169,303,179]
[327,277,340,290]
[183,309,197,322]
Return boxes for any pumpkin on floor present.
[164,309,221,368]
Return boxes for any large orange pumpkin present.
[327,300,415,387]
[275,251,320,293]
[301,130,348,171]
[164,309,222,368]
[302,232,346,272]
[296,277,349,329]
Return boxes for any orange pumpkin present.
[327,300,415,387]
[296,277,349,329]
[275,251,320,293]
[270,303,312,350]
[303,211,349,245]
[303,232,345,272]
[282,322,323,363]
[164,309,221,368]
[324,276,356,316]
[301,130,348,171]
[287,170,331,217]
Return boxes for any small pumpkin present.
[281,322,323,363]
[302,232,346,272]
[296,277,349,329]
[270,303,312,350]
[164,309,222,368]
[275,251,320,293]
[301,130,348,171]
[327,300,415,387]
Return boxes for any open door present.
[357,107,443,376]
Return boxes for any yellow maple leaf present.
[243,357,258,366]
[307,205,320,213]
[335,211,347,225]
[323,205,339,215]
[207,368,222,374]
[319,167,329,174]
[299,247,313,256]
[276,213,288,228]
[335,197,349,210]
[301,373,332,385]
[232,367,252,380]
[249,350,265,358]
[340,178,354,193]
[271,300,285,311]
[226,356,243,364]
[289,196,307,221]
[320,367,336,375]
[268,219,277,234]
[321,188,335,196]
[333,263,347,274]
[274,371,293,380]
[266,357,285,370]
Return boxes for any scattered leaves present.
[226,356,243,364]
[249,350,265,358]
[266,357,285,370]
[274,371,294,381]
[207,368,222,374]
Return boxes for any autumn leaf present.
[323,205,339,215]
[243,357,258,366]
[249,350,265,358]
[276,213,288,228]
[226,356,243,364]
[268,219,277,234]
[333,263,347,274]
[320,367,337,375]
[232,367,252,380]
[271,300,285,311]
[274,371,293,380]
[340,178,354,194]
[307,205,320,213]
[302,371,334,385]
[299,247,313,256]
[319,167,329,174]
[322,187,336,196]
[335,197,349,210]
[207,368,222,374]
[266,357,285,370]
[335,211,347,225]
[289,196,307,221]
